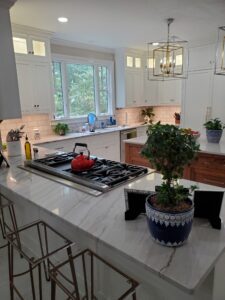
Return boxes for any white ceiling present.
[10,0,225,51]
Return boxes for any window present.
[52,58,113,119]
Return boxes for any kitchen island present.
[0,152,225,299]
[125,136,225,188]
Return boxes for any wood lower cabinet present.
[126,142,225,188]
[183,152,225,188]
[125,143,152,167]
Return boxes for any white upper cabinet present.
[12,25,54,115]
[158,80,182,105]
[182,70,213,133]
[115,48,144,108]
[12,24,52,62]
[143,68,159,106]
[16,59,52,114]
[188,44,215,72]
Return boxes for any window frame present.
[51,54,115,121]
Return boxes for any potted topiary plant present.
[141,122,200,247]
[53,123,69,136]
[203,118,225,143]
[141,107,155,124]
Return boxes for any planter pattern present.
[206,130,222,143]
[146,197,194,247]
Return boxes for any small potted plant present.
[174,112,181,125]
[203,118,225,143]
[6,125,25,157]
[141,122,200,247]
[53,123,69,136]
[141,107,155,124]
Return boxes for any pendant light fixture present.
[147,18,188,81]
[214,26,225,75]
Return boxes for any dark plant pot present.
[59,130,66,136]
[145,194,194,247]
[206,130,222,143]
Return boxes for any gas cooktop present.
[22,152,149,196]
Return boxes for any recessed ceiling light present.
[152,42,159,46]
[58,17,68,23]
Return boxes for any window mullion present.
[94,65,100,115]
[61,62,69,118]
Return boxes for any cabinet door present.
[212,75,225,122]
[143,69,159,106]
[158,80,182,105]
[13,34,50,62]
[16,60,34,114]
[32,62,52,113]
[29,36,49,62]
[183,70,213,133]
[125,69,143,106]
[16,60,52,114]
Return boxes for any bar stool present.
[49,247,139,300]
[6,220,74,300]
[0,193,21,250]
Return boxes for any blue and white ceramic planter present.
[145,195,194,247]
[206,129,222,143]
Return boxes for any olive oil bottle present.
[24,135,32,160]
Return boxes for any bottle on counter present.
[24,135,32,160]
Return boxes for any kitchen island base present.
[2,186,225,300]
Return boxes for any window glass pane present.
[98,66,109,114]
[66,64,95,117]
[32,40,46,56]
[13,37,28,54]
[52,62,64,118]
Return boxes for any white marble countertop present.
[124,136,225,156]
[0,152,225,295]
[32,123,146,145]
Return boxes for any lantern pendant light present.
[147,18,189,81]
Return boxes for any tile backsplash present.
[0,114,52,142]
[115,106,180,125]
[0,106,180,142]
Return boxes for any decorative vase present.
[206,130,223,143]
[145,194,194,247]
[7,140,22,157]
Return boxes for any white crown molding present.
[51,37,114,54]
[0,0,16,9]
[11,23,54,38]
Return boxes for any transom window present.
[52,58,113,119]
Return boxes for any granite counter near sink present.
[1,152,225,299]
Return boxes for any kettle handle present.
[73,143,90,158]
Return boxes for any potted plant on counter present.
[53,123,69,136]
[174,112,181,125]
[141,107,155,124]
[6,125,25,157]
[203,118,225,143]
[141,122,200,247]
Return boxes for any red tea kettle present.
[71,143,96,172]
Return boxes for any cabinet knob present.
[34,105,36,107]
[37,105,39,107]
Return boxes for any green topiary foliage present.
[141,122,200,207]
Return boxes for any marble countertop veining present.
[0,153,225,294]
[124,136,225,156]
